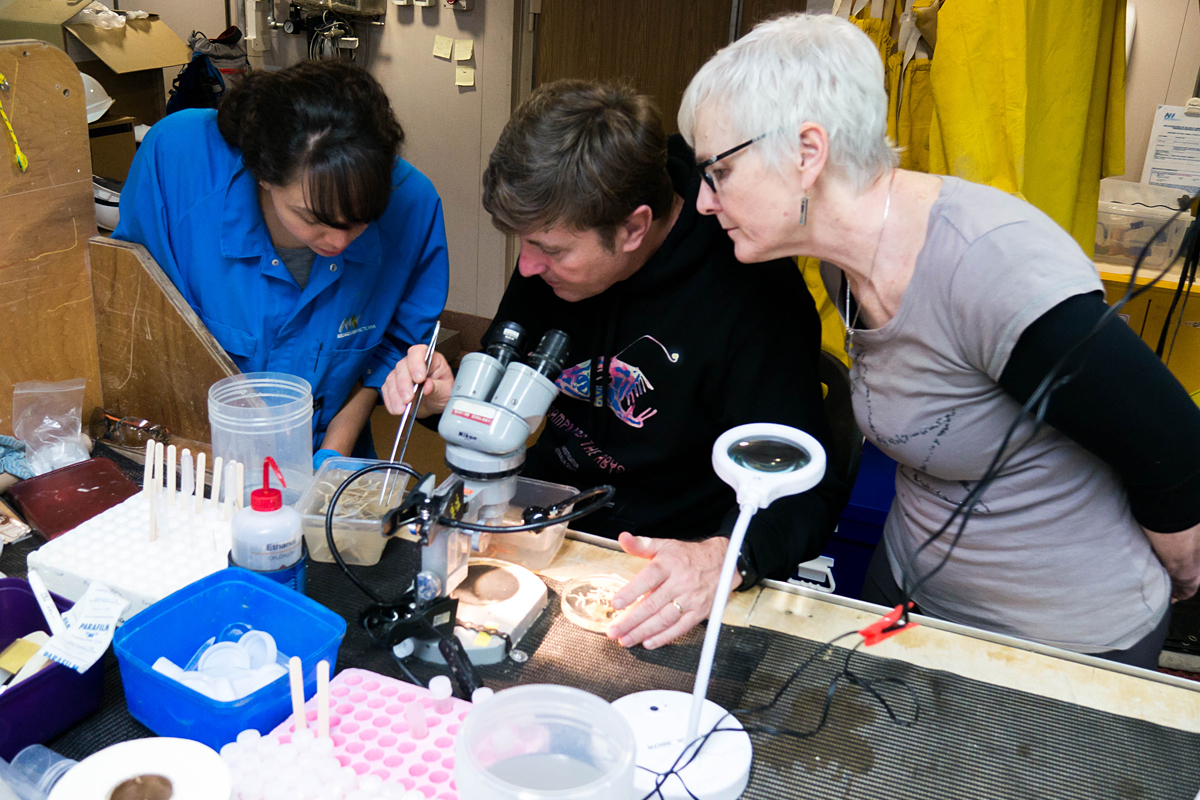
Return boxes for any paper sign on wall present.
[455,65,475,87]
[1141,105,1200,195]
[455,39,473,61]
[432,35,453,59]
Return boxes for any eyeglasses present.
[697,132,770,193]
[89,408,171,448]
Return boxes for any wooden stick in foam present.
[316,660,330,738]
[166,444,177,506]
[195,452,206,515]
[236,461,245,511]
[143,440,154,495]
[151,442,165,542]
[180,449,193,501]
[289,656,307,731]
[224,462,237,520]
[210,457,223,510]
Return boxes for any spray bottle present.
[231,457,302,572]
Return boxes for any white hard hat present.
[80,72,114,123]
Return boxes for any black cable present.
[325,464,614,603]
[1163,215,1200,363]
[436,485,615,533]
[895,194,1200,624]
[636,632,919,799]
[325,461,423,605]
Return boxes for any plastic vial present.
[471,686,494,705]
[231,457,302,571]
[404,702,429,739]
[429,675,453,714]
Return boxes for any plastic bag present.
[67,2,126,30]
[12,380,90,476]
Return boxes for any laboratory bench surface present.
[3,531,1200,799]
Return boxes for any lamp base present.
[611,690,752,800]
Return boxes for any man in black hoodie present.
[383,80,848,649]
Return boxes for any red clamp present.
[859,602,918,647]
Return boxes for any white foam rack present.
[29,491,234,623]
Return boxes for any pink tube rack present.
[270,668,470,799]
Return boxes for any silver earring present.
[798,195,809,226]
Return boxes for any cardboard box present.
[89,114,136,181]
[0,0,189,126]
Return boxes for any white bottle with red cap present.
[231,457,302,572]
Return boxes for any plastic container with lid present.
[9,745,76,796]
[1094,178,1190,270]
[208,372,313,507]
[296,456,408,566]
[455,684,636,800]
[231,457,302,572]
[475,477,577,570]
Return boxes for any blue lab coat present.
[113,109,449,453]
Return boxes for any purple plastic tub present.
[0,578,105,760]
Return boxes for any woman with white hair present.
[678,13,1200,669]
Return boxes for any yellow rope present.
[0,74,28,172]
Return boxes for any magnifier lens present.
[727,437,810,473]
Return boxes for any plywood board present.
[0,40,100,437]
[89,237,239,448]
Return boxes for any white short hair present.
[679,14,897,193]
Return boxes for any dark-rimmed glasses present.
[697,132,770,193]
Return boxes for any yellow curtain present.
[927,0,1126,251]
[798,257,851,368]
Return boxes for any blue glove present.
[313,449,341,470]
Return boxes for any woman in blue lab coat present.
[114,60,449,464]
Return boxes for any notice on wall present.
[455,39,473,61]
[1141,105,1200,195]
[432,34,453,59]
[455,65,475,87]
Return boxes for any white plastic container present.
[231,458,302,571]
[209,373,313,507]
[455,684,636,800]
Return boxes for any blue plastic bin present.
[820,442,899,599]
[113,567,345,750]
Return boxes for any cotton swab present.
[316,660,330,738]
[195,452,206,515]
[166,444,177,506]
[289,656,307,731]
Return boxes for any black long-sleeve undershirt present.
[998,291,1200,533]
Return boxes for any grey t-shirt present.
[276,245,316,290]
[848,176,1169,652]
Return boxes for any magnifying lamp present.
[612,423,826,800]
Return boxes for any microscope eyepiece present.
[483,321,528,370]
[526,329,571,381]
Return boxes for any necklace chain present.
[844,170,896,352]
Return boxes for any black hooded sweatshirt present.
[493,135,850,581]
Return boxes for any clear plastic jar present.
[455,684,636,800]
